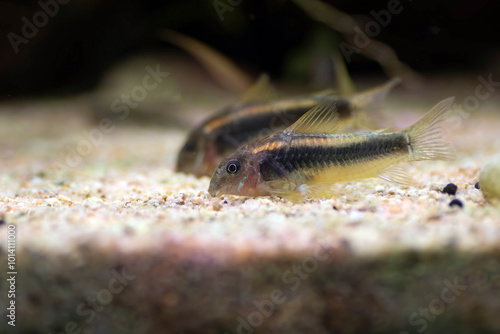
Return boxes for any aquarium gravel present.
[0,96,499,333]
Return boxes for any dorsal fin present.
[331,49,356,95]
[349,77,401,129]
[240,73,277,103]
[286,101,342,134]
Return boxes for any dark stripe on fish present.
[258,133,409,177]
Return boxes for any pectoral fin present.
[303,184,334,199]
[268,188,304,203]
[265,180,305,203]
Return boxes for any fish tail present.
[350,78,401,129]
[403,97,457,162]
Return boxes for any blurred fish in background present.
[176,72,400,177]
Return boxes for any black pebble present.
[449,199,463,208]
[0,219,5,226]
[475,182,480,190]
[442,183,458,196]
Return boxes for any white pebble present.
[480,156,500,205]
[45,198,61,207]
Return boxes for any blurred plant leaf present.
[292,0,422,87]
[160,29,252,93]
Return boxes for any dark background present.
[0,0,499,98]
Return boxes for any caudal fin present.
[350,77,401,129]
[403,97,457,162]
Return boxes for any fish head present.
[208,147,266,198]
[177,104,242,177]
[176,129,219,177]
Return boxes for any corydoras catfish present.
[177,76,400,177]
[208,98,456,202]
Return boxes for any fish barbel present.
[208,97,456,202]
[177,76,400,177]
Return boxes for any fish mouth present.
[207,180,219,197]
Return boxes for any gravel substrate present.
[0,96,499,334]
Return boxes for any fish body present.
[208,98,456,202]
[177,78,400,177]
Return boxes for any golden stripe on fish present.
[208,97,456,202]
[202,99,320,135]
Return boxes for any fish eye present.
[184,142,195,152]
[226,160,241,174]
